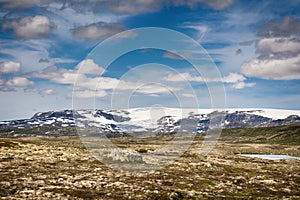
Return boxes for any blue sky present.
[0,0,300,120]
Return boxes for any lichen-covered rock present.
[104,149,143,163]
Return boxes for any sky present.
[0,0,300,120]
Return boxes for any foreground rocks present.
[0,136,299,199]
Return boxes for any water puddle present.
[239,154,300,160]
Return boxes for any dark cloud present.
[169,0,233,10]
[239,40,256,46]
[0,0,50,9]
[163,52,184,60]
[235,48,242,55]
[258,16,300,38]
[23,87,55,96]
[0,87,16,92]
[38,58,50,63]
[59,0,233,15]
[256,37,300,56]
[24,88,38,93]
[1,0,233,15]
[6,77,34,87]
[201,0,234,10]
[72,22,126,41]
[0,76,33,87]
[107,0,163,14]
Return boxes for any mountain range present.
[1,108,300,137]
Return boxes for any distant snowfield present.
[119,107,211,130]
[101,107,300,131]
[123,107,300,120]
[126,107,211,127]
[225,108,300,120]
[57,108,300,127]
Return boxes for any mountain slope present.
[221,124,300,144]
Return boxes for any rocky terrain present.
[0,124,300,199]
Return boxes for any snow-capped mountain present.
[0,108,300,136]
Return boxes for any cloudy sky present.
[0,0,300,120]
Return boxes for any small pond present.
[239,154,300,160]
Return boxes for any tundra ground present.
[0,125,300,199]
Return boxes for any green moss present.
[0,156,14,162]
[136,148,148,153]
[0,140,18,148]
[221,124,300,144]
[200,179,215,185]
[45,188,106,199]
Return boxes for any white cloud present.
[0,61,21,74]
[164,72,204,82]
[164,72,254,89]
[27,66,67,79]
[27,59,105,85]
[232,82,256,89]
[0,78,5,86]
[0,39,54,72]
[222,73,246,83]
[78,76,143,92]
[27,64,105,90]
[241,55,300,80]
[74,77,179,97]
[164,72,246,83]
[39,89,55,95]
[26,63,126,90]
[72,90,107,98]
[182,93,195,98]
[6,77,34,87]
[135,84,180,94]
[51,72,83,85]
[27,62,184,97]
[182,24,209,41]
[3,15,54,39]
[76,59,105,75]
[23,87,55,96]
[0,61,34,89]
